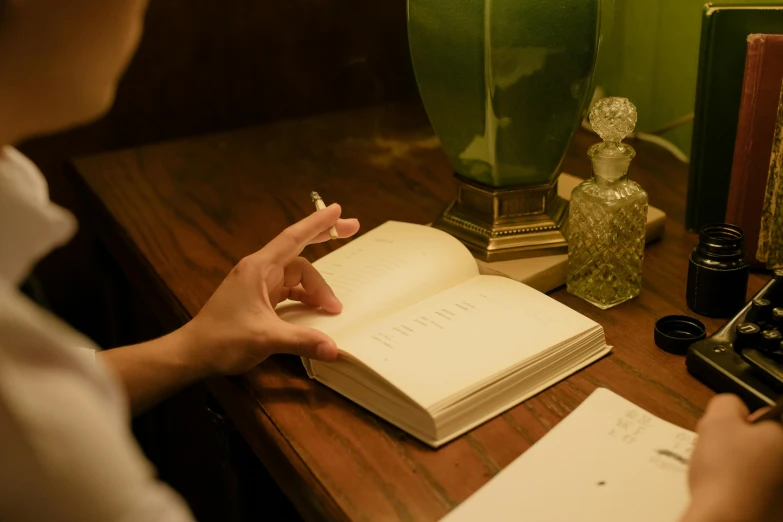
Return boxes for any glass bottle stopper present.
[588,97,638,181]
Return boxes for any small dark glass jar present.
[686,224,750,318]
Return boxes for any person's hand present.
[178,203,360,376]
[681,394,783,522]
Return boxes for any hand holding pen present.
[681,394,783,522]
[311,191,339,240]
[180,199,359,377]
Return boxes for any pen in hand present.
[311,191,339,240]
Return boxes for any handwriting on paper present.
[655,449,689,465]
[318,244,406,298]
[608,407,652,444]
[607,407,696,474]
[368,298,485,349]
[650,431,695,473]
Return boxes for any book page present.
[442,388,693,522]
[276,221,479,339]
[337,275,601,409]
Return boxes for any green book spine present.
[687,4,783,232]
[687,4,717,231]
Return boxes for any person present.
[0,1,781,521]
[0,2,359,520]
[681,395,783,522]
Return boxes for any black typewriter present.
[687,269,783,409]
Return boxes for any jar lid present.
[654,315,707,355]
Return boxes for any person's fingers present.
[309,218,360,244]
[265,319,339,361]
[699,394,750,430]
[749,405,773,423]
[284,284,314,305]
[283,257,342,313]
[259,203,343,264]
[284,284,341,313]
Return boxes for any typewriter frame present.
[686,273,783,410]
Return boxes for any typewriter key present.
[747,298,773,324]
[735,322,761,351]
[760,329,783,352]
[772,307,783,328]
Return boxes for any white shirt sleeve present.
[0,286,197,522]
[0,146,195,521]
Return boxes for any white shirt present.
[0,146,195,521]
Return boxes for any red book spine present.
[726,34,783,267]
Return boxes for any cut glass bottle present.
[566,97,648,309]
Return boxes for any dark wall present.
[19,0,418,346]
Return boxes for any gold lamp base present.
[432,175,569,262]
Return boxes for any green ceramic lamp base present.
[432,174,568,262]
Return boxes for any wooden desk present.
[69,103,767,521]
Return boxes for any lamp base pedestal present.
[432,174,569,262]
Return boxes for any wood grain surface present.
[70,102,769,522]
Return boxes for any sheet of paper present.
[441,388,694,522]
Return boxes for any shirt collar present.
[0,146,76,286]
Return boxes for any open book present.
[442,388,694,521]
[277,221,610,447]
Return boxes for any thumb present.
[701,394,750,427]
[268,320,339,361]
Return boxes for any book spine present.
[726,35,765,224]
[757,81,783,269]
[686,6,718,231]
